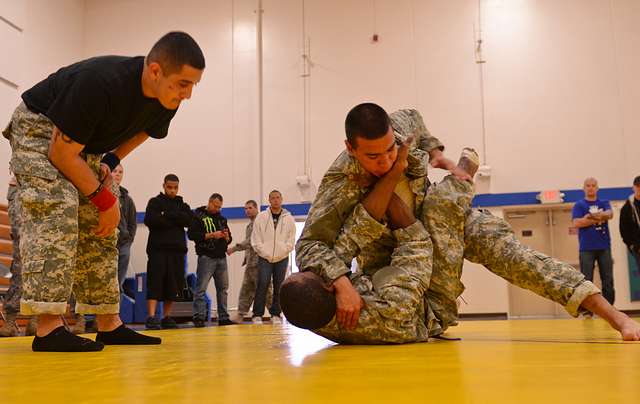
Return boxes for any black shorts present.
[146,251,186,301]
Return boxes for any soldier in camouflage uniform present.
[295,103,640,341]
[227,200,272,320]
[1,32,205,351]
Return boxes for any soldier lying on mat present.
[290,103,640,343]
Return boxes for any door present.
[504,210,559,318]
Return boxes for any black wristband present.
[86,181,104,200]
[101,152,120,171]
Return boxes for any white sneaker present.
[271,315,282,325]
[252,316,263,324]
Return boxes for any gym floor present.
[0,318,637,404]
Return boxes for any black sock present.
[32,326,104,352]
[96,324,162,345]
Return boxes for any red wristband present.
[90,186,117,212]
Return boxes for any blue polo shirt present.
[572,199,612,251]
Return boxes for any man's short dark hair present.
[164,173,179,183]
[245,199,258,208]
[634,176,640,186]
[280,272,336,330]
[269,190,282,197]
[147,31,205,75]
[209,193,223,202]
[345,103,391,147]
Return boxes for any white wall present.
[0,0,85,193]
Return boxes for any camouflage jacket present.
[231,220,259,267]
[295,109,444,283]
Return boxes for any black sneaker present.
[193,319,206,328]
[145,316,161,330]
[161,317,178,329]
[218,319,237,326]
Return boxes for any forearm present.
[233,237,251,252]
[113,132,149,160]
[361,170,403,222]
[48,130,100,195]
[573,218,595,228]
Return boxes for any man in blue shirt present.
[572,177,615,305]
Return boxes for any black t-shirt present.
[22,56,177,154]
[272,211,281,228]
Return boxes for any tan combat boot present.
[0,312,19,337]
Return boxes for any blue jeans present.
[579,249,615,305]
[117,243,132,293]
[193,256,229,321]
[253,257,288,317]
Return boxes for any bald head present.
[583,177,599,200]
[280,272,336,330]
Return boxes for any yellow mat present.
[0,318,638,404]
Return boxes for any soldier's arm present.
[232,234,252,252]
[389,109,444,155]
[112,132,149,161]
[295,172,362,284]
[49,127,119,237]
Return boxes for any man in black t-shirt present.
[1,31,205,352]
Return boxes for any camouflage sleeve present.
[314,220,433,344]
[295,169,364,284]
[233,236,251,252]
[389,109,444,156]
[333,203,390,266]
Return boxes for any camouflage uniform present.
[3,183,23,315]
[231,220,272,314]
[2,103,120,315]
[297,109,600,339]
[315,205,433,344]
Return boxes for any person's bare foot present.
[617,315,640,341]
[457,148,480,179]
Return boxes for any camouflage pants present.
[323,175,600,340]
[237,264,272,314]
[422,176,599,330]
[3,185,23,315]
[2,103,120,315]
[314,205,432,344]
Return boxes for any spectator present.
[112,164,137,293]
[620,175,640,273]
[572,177,615,305]
[0,175,36,337]
[227,200,272,322]
[144,174,193,329]
[188,193,235,327]
[250,190,296,324]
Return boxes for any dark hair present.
[147,31,205,75]
[280,272,336,330]
[345,103,391,147]
[245,200,258,207]
[164,174,179,183]
[634,176,640,186]
[269,190,282,197]
[209,193,223,202]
